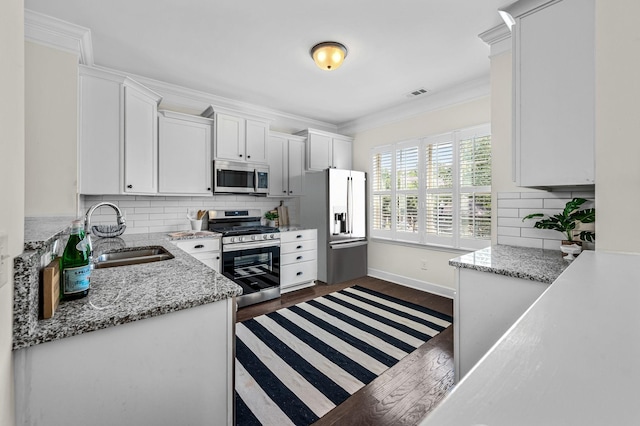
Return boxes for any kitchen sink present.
[94,246,174,269]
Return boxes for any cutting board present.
[41,258,60,319]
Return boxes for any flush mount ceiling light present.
[310,42,348,71]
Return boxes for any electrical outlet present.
[0,232,8,288]
[420,259,428,270]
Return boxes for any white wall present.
[352,97,490,292]
[0,1,25,424]
[594,0,640,253]
[25,41,78,216]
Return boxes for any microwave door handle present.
[254,169,258,192]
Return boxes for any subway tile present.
[520,191,571,199]
[148,225,180,233]
[518,208,561,219]
[497,235,543,249]
[498,199,544,209]
[497,226,520,237]
[542,198,573,209]
[570,191,595,199]
[497,208,519,218]
[132,220,165,227]
[497,192,521,199]
[134,207,164,214]
[521,228,564,240]
[149,213,179,220]
[498,217,528,227]
[118,200,150,208]
[135,195,165,201]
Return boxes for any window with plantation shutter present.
[369,124,491,250]
[371,149,392,236]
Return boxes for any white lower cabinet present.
[14,299,235,426]
[174,238,221,273]
[454,267,548,382]
[280,229,317,293]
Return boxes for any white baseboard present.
[368,268,455,299]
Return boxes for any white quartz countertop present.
[421,250,640,425]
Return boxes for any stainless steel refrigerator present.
[300,168,367,284]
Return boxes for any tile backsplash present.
[497,191,595,250]
[80,195,299,234]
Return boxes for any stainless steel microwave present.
[213,160,269,195]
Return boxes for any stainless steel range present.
[208,209,280,308]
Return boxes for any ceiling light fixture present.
[310,42,348,71]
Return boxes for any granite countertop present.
[449,244,572,283]
[14,220,239,350]
[422,251,640,425]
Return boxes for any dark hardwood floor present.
[236,276,455,426]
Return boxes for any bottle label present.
[62,265,91,294]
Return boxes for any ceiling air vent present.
[406,87,430,98]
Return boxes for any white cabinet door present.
[307,132,332,171]
[215,113,245,161]
[288,139,305,196]
[123,85,159,194]
[78,72,121,194]
[332,137,353,170]
[268,134,287,196]
[158,111,213,195]
[245,119,269,163]
[513,0,595,186]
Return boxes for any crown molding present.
[500,0,560,19]
[337,76,490,136]
[478,23,512,57]
[24,9,94,65]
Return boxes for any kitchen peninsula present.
[13,218,240,425]
[421,250,640,425]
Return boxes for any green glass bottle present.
[60,219,91,301]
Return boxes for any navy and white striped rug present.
[234,285,453,425]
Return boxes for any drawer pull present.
[296,272,303,276]
[296,245,302,249]
[194,244,204,249]
[296,235,303,239]
[296,256,303,260]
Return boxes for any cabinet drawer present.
[281,250,317,266]
[174,238,220,253]
[280,229,317,244]
[282,240,317,254]
[281,261,317,288]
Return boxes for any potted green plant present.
[264,211,279,227]
[522,197,595,256]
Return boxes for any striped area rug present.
[234,285,453,425]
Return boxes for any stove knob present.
[269,234,275,239]
[252,235,258,241]
[263,234,268,240]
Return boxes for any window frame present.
[369,124,491,251]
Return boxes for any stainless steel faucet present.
[84,202,127,263]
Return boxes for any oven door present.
[222,241,280,295]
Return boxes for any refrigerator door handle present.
[347,176,353,234]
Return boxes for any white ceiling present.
[25,0,505,126]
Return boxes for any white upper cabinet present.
[203,106,269,164]
[158,110,213,195]
[123,82,161,194]
[79,67,162,195]
[508,0,595,187]
[295,129,353,171]
[268,132,306,197]
[78,67,121,195]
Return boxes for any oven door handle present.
[224,241,280,252]
[254,169,258,193]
